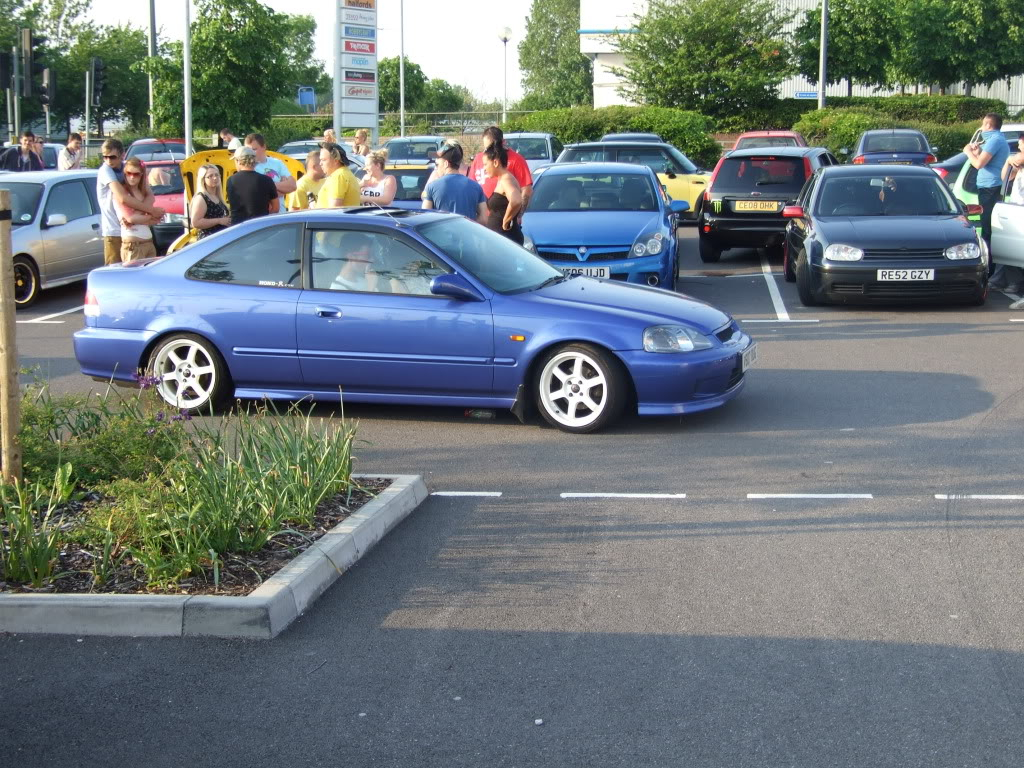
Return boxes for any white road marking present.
[760,253,790,321]
[934,494,1024,500]
[747,493,874,499]
[560,492,687,499]
[431,491,502,497]
[1010,318,1024,322]
[741,319,820,323]
[16,304,84,324]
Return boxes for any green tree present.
[613,0,793,121]
[70,24,150,135]
[794,0,893,94]
[377,56,426,113]
[416,78,469,113]
[518,0,593,109]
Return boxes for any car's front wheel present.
[783,242,796,282]
[698,236,721,263]
[796,250,818,306]
[534,343,627,433]
[148,333,229,413]
[13,256,39,309]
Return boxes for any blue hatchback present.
[846,129,938,166]
[74,208,754,433]
[522,163,690,291]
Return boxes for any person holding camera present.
[964,113,1010,274]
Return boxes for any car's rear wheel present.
[698,236,721,263]
[148,333,229,413]
[534,343,626,433]
[796,250,818,306]
[13,256,39,309]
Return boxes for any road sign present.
[795,91,818,99]
[335,0,379,135]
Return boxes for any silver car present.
[1,170,103,308]
[991,177,1024,275]
[504,132,564,174]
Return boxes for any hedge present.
[503,106,720,167]
[792,107,976,159]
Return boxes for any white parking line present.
[747,493,874,499]
[934,494,1024,500]
[760,253,790,321]
[741,319,820,323]
[16,305,84,324]
[560,492,687,499]
[430,491,503,497]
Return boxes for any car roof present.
[143,159,181,167]
[0,169,96,184]
[536,161,656,176]
[725,146,823,158]
[504,132,554,139]
[130,138,186,144]
[231,206,452,232]
[860,128,926,136]
[384,136,444,143]
[819,164,938,177]
[601,132,662,140]
[737,130,801,137]
[565,141,676,150]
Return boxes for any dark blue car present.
[845,129,938,167]
[522,163,690,291]
[75,208,755,433]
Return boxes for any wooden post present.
[0,189,21,484]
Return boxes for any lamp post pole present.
[183,0,193,155]
[499,27,511,124]
[399,0,405,137]
[817,0,828,110]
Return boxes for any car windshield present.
[736,137,799,149]
[712,156,806,195]
[418,216,561,293]
[0,181,43,225]
[147,165,184,195]
[531,172,658,211]
[863,134,928,153]
[506,138,549,160]
[390,168,434,202]
[666,146,698,174]
[559,147,611,163]
[815,175,958,217]
[384,141,438,161]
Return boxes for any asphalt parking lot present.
[4,226,1024,766]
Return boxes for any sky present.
[86,0,534,105]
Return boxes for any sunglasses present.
[102,154,119,160]
[124,171,141,177]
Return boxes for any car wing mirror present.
[669,199,690,214]
[839,147,850,155]
[44,213,68,227]
[430,273,485,301]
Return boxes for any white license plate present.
[560,266,609,278]
[741,343,758,372]
[877,269,935,281]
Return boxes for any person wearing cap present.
[244,132,296,211]
[227,145,279,225]
[422,141,487,222]
[317,142,361,208]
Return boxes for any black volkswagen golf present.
[782,165,988,306]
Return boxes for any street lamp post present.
[499,27,511,125]
[817,0,828,110]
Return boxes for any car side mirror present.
[430,273,484,301]
[782,205,805,218]
[44,213,67,228]
[669,199,690,214]
[839,147,850,155]
[663,165,677,178]
[930,145,939,154]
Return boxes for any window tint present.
[710,156,807,195]
[187,224,301,288]
[42,146,58,169]
[532,173,657,211]
[383,140,439,161]
[863,134,928,153]
[44,181,94,222]
[505,138,550,160]
[559,147,610,163]
[815,175,957,217]
[963,165,979,194]
[736,137,799,150]
[616,147,673,174]
[147,165,184,195]
[391,168,433,202]
[552,138,564,155]
[0,182,43,225]
[310,229,449,295]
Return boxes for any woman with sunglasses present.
[190,163,231,239]
[118,157,159,262]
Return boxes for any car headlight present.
[523,234,536,253]
[944,242,980,260]
[632,232,665,257]
[824,244,864,262]
[643,325,713,353]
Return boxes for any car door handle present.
[692,180,705,185]
[998,214,1009,220]
[91,223,99,229]
[315,307,343,318]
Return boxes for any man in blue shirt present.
[422,141,487,222]
[964,113,1010,273]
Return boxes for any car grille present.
[727,359,744,389]
[830,280,978,296]
[862,248,944,260]
[538,249,631,263]
[715,323,737,343]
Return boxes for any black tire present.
[534,343,627,433]
[795,250,818,306]
[783,244,796,283]
[698,235,721,263]
[13,255,39,309]
[970,283,988,306]
[147,333,230,414]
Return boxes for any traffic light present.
[90,57,105,107]
[19,28,46,98]
[40,67,53,106]
[0,53,10,91]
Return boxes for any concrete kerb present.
[0,474,427,640]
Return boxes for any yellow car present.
[383,163,436,209]
[167,149,306,253]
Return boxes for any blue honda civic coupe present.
[74,208,756,433]
[522,163,690,291]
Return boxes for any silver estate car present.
[0,170,103,308]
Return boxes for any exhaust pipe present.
[647,274,660,286]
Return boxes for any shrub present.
[504,105,721,167]
[260,116,335,150]
[829,95,1007,125]
[793,107,976,159]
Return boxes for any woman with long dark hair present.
[481,144,524,245]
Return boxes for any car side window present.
[187,224,302,288]
[310,229,450,296]
[44,181,94,222]
[964,165,979,194]
[552,138,564,156]
[618,148,675,174]
[797,174,817,206]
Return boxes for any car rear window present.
[148,165,184,195]
[384,141,439,161]
[391,168,434,202]
[735,137,798,150]
[711,156,806,195]
[863,134,927,153]
[506,138,550,160]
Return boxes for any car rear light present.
[925,154,937,164]
[935,167,949,180]
[706,157,725,194]
[84,289,100,317]
[852,155,865,164]
[803,156,812,179]
[782,205,804,218]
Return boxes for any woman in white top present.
[119,157,159,262]
[359,149,397,206]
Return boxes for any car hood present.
[154,192,184,215]
[524,211,664,247]
[819,214,977,247]
[530,276,730,335]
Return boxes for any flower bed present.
[1,381,374,595]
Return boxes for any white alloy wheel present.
[535,344,625,433]
[149,334,226,412]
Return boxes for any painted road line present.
[430,491,503,497]
[560,492,687,499]
[934,494,1024,500]
[741,319,820,323]
[747,493,874,499]
[17,304,84,324]
[760,253,790,321]
[1010,318,1024,322]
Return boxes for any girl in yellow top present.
[317,142,361,208]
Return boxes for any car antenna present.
[363,202,406,227]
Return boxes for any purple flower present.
[181,409,192,421]
[145,428,156,436]
[171,413,183,422]
[155,411,165,422]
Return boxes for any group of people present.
[0,130,84,172]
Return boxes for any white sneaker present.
[1011,298,1024,310]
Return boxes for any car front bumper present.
[537,251,675,288]
[812,260,987,302]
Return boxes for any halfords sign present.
[344,0,375,9]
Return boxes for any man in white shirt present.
[58,133,82,170]
[245,132,296,211]
[219,128,242,151]
[96,139,165,264]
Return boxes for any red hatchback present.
[144,160,187,254]
[733,131,808,151]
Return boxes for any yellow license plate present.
[734,200,781,212]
